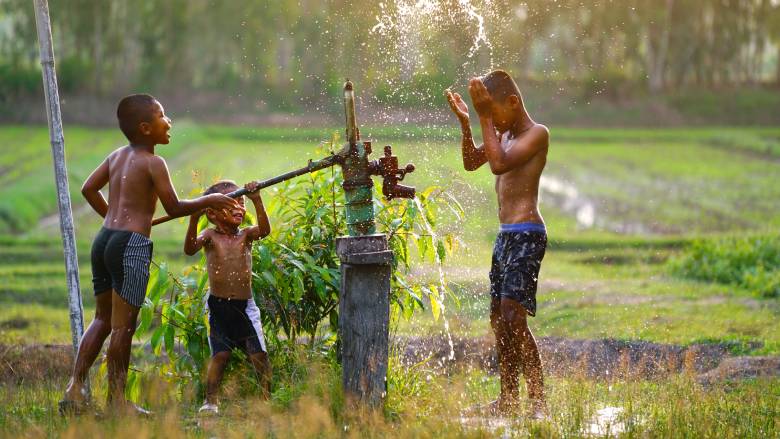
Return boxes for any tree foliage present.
[2,0,778,107]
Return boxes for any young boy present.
[446,70,550,418]
[184,180,272,415]
[60,94,239,415]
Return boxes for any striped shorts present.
[91,227,154,308]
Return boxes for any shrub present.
[669,235,780,298]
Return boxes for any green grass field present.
[0,124,778,436]
[2,124,778,349]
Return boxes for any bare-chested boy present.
[60,94,238,415]
[184,180,272,415]
[446,70,549,418]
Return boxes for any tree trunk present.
[93,2,103,96]
[647,0,675,92]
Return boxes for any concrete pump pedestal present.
[336,234,393,407]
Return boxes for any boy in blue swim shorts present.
[447,70,550,418]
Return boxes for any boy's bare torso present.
[104,146,158,236]
[203,228,254,300]
[494,126,548,224]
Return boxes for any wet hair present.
[116,94,158,141]
[481,70,522,104]
[203,180,239,196]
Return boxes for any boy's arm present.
[243,181,271,241]
[184,211,211,255]
[469,79,548,175]
[447,90,488,171]
[149,156,237,218]
[81,158,110,217]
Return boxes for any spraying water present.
[370,2,498,349]
[372,0,493,59]
[370,0,496,109]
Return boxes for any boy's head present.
[480,70,524,133]
[203,180,245,228]
[117,94,172,145]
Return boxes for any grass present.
[0,349,777,437]
[2,124,779,350]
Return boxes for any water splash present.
[414,196,455,362]
[371,0,495,92]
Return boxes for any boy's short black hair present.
[481,70,522,103]
[203,180,239,196]
[116,94,158,141]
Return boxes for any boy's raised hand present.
[244,180,262,201]
[446,89,470,126]
[468,77,493,117]
[206,193,238,211]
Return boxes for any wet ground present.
[398,335,780,383]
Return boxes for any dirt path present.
[4,337,778,385]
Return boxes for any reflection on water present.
[540,175,596,228]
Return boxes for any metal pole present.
[341,81,376,236]
[33,0,85,354]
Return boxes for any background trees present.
[1,0,778,115]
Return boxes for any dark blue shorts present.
[489,223,547,316]
[206,295,267,356]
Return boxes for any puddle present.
[540,175,654,234]
[585,406,626,436]
[459,415,513,438]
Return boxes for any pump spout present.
[344,80,359,144]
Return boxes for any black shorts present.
[489,223,547,316]
[91,227,153,308]
[206,295,267,356]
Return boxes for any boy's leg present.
[106,291,140,406]
[490,297,515,412]
[205,351,231,405]
[500,298,545,411]
[248,351,272,397]
[63,290,113,402]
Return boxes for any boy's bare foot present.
[59,385,91,416]
[58,398,90,416]
[198,402,219,416]
[109,400,153,418]
[463,399,519,417]
[527,399,550,421]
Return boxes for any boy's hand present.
[206,193,238,211]
[446,89,470,126]
[468,78,493,118]
[190,208,206,219]
[245,181,262,201]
